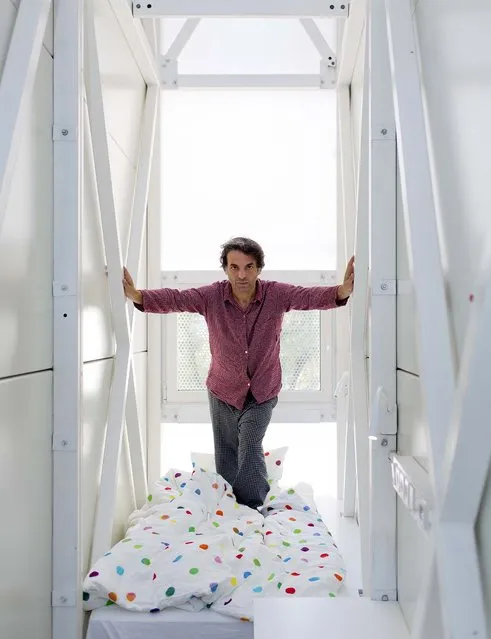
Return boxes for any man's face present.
[225,250,261,296]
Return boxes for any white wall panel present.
[0,0,54,64]
[396,371,427,467]
[396,164,419,376]
[415,0,491,362]
[476,470,491,626]
[0,372,52,639]
[397,501,430,628]
[94,0,146,167]
[82,0,149,363]
[0,48,53,378]
[81,354,148,574]
[82,137,147,362]
[393,1,491,635]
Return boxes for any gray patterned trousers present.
[207,390,278,509]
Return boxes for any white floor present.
[160,421,363,599]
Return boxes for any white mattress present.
[86,606,254,639]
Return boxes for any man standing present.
[124,237,354,509]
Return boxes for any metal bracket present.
[52,126,77,141]
[52,590,77,607]
[320,60,336,89]
[371,124,396,141]
[52,281,75,297]
[52,434,77,452]
[161,57,178,89]
[373,279,396,295]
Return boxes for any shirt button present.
[247,383,250,387]
[245,350,248,354]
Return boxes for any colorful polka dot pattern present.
[82,467,346,621]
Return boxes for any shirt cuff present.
[335,286,350,306]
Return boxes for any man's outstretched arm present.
[122,267,208,315]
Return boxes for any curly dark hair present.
[220,237,265,270]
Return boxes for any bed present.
[84,448,346,636]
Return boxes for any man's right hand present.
[123,267,143,305]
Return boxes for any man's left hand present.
[337,256,355,300]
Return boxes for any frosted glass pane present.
[176,311,320,392]
[162,91,337,270]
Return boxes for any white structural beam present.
[107,0,160,85]
[133,0,349,18]
[124,84,159,505]
[337,88,356,260]
[143,21,163,488]
[168,74,334,89]
[0,0,52,236]
[432,267,491,635]
[164,18,201,60]
[300,19,336,66]
[343,392,357,517]
[337,82,357,519]
[52,0,83,636]
[85,1,133,564]
[384,0,459,637]
[337,0,366,85]
[367,0,397,601]
[350,60,371,596]
[384,0,454,495]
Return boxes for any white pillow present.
[191,446,288,483]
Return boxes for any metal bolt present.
[62,129,69,136]
[381,128,388,136]
[136,3,141,8]
[380,282,388,291]
[60,596,67,604]
[61,284,68,292]
[381,438,388,447]
[61,440,69,447]
[381,594,389,602]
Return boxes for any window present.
[176,310,321,392]
[161,90,337,271]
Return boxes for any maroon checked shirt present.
[136,279,348,409]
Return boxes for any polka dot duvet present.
[83,468,346,622]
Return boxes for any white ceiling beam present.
[168,74,333,89]
[107,0,160,85]
[133,0,349,18]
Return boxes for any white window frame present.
[161,269,338,423]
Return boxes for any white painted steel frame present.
[133,0,349,18]
[107,0,160,85]
[349,51,371,597]
[157,4,341,90]
[0,0,52,237]
[382,1,489,638]
[145,21,164,489]
[84,1,159,564]
[52,0,83,637]
[367,0,397,602]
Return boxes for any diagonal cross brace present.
[0,0,52,238]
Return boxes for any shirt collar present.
[224,279,264,305]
